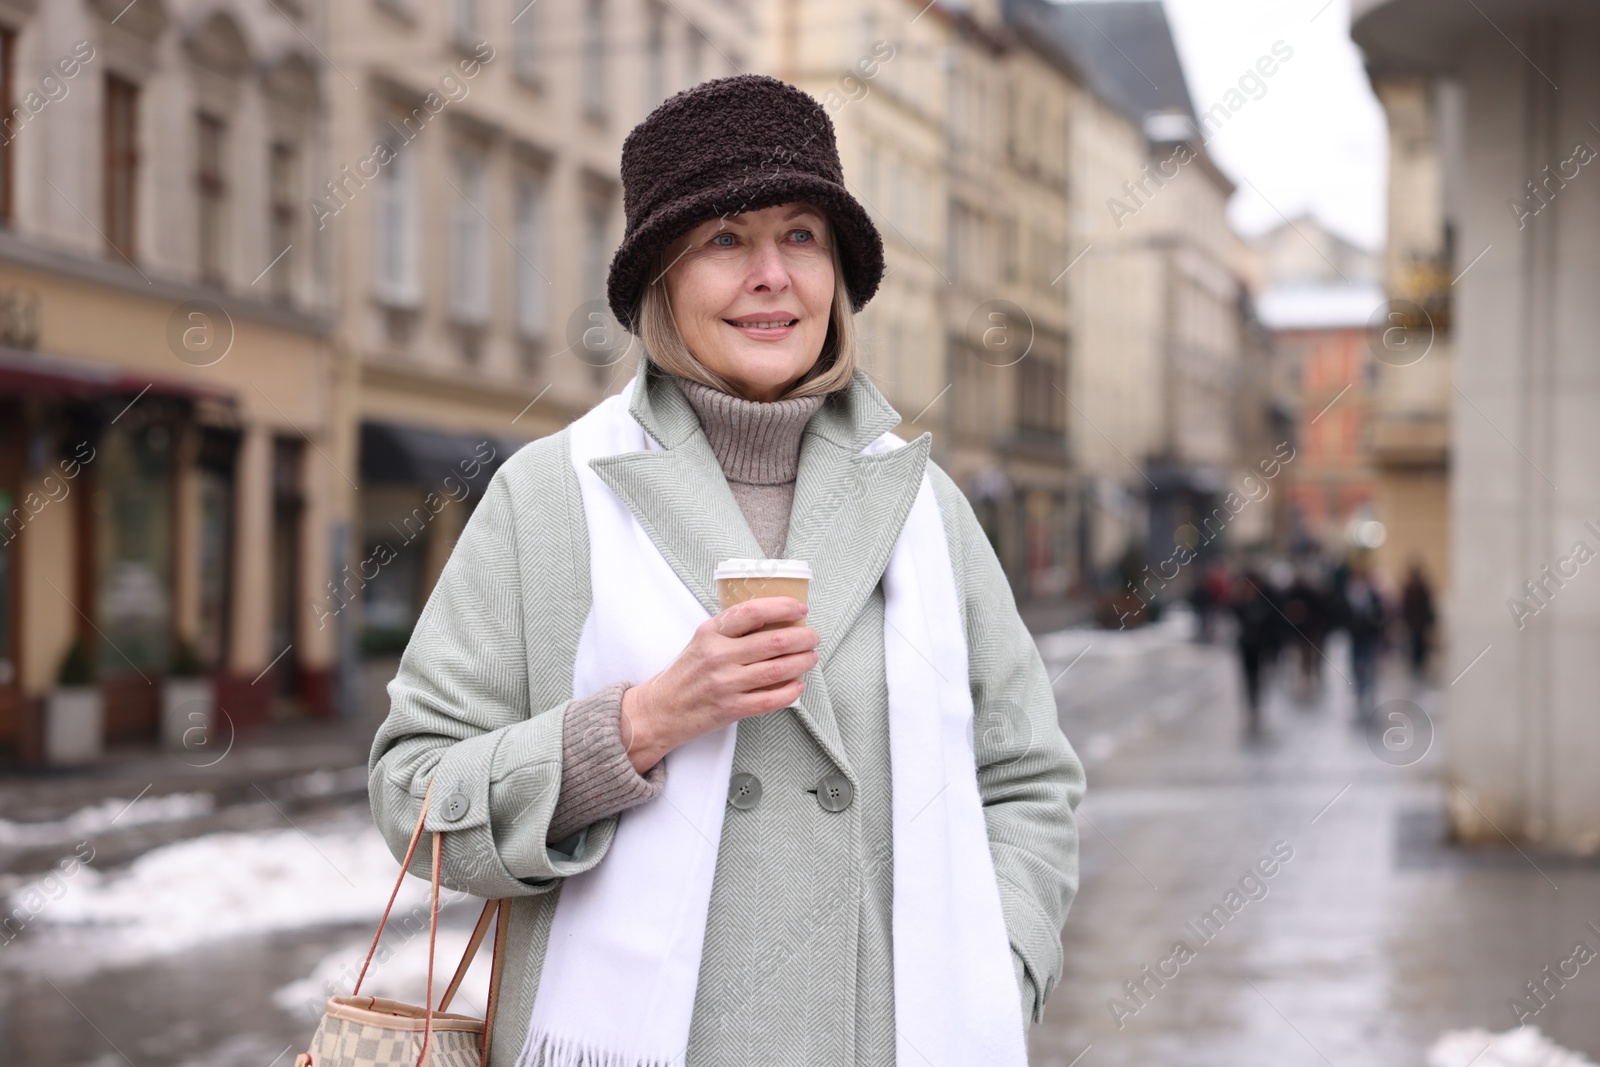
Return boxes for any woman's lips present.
[724,317,798,341]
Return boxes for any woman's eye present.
[711,233,735,247]
[791,229,813,243]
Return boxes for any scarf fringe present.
[516,1026,687,1067]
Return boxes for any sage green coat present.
[369,358,1086,1065]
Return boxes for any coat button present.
[815,774,853,812]
[728,772,762,810]
[441,791,470,822]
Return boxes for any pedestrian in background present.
[1233,570,1280,736]
[1280,561,1331,705]
[1400,559,1437,682]
[367,74,1083,1066]
[1193,558,1233,643]
[1188,568,1213,643]
[1341,558,1388,723]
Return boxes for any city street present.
[1033,610,1600,1066]
[1,1,1595,1063]
[3,615,1598,1066]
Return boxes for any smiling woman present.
[637,201,858,402]
[366,71,1084,1067]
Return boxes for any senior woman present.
[370,73,1085,1066]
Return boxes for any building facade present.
[0,0,340,757]
[1365,74,1457,598]
[760,0,1082,605]
[1032,0,1263,593]
[1254,216,1386,559]
[322,0,760,690]
[1353,0,1600,853]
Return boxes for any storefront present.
[355,420,522,656]
[0,269,339,762]
[0,346,239,752]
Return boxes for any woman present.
[370,73,1085,1066]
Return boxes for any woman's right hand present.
[620,596,819,775]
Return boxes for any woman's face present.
[660,201,835,403]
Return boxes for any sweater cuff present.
[546,681,668,845]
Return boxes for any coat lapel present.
[587,358,931,778]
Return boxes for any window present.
[581,0,605,118]
[512,0,539,79]
[373,127,419,307]
[195,427,238,669]
[197,113,228,285]
[1018,352,1066,436]
[687,22,703,87]
[0,411,17,697]
[582,195,610,302]
[104,74,140,262]
[95,419,174,678]
[886,154,901,229]
[514,174,548,341]
[644,4,664,108]
[0,30,13,222]
[452,0,478,45]
[269,142,297,304]
[269,436,303,703]
[1000,216,1018,284]
[449,150,490,325]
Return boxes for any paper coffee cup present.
[715,558,812,631]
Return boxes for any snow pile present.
[5,815,439,974]
[0,792,215,848]
[1035,603,1198,663]
[1429,1027,1599,1067]
[276,923,492,1026]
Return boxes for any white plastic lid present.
[714,558,813,581]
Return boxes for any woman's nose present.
[746,239,791,291]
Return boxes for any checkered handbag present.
[295,782,509,1067]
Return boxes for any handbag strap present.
[482,899,511,1063]
[354,780,435,996]
[420,826,511,1065]
[436,896,511,1062]
[347,778,511,1065]
[439,898,499,1012]
[418,830,443,1067]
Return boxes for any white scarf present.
[516,388,1027,1067]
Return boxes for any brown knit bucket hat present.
[606,73,885,334]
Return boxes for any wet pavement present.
[1029,612,1600,1066]
[3,619,1597,1065]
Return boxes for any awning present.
[360,420,529,490]
[0,345,238,404]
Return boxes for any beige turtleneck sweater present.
[545,374,829,845]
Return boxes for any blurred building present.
[1254,216,1386,560]
[1353,0,1600,853]
[322,0,757,683]
[0,0,342,756]
[1029,0,1266,590]
[768,0,1081,605]
[1365,74,1459,600]
[993,5,1077,602]
[936,0,1076,603]
[763,0,952,538]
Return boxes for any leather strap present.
[354,781,435,996]
[483,899,511,1063]
[418,831,443,1067]
[439,898,497,1012]
[345,778,509,1066]
[436,897,511,1061]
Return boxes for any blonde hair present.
[635,218,858,400]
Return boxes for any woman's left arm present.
[928,466,1087,1029]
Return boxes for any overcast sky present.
[1152,0,1387,251]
